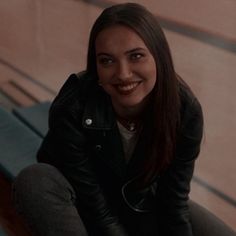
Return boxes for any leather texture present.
[37,72,203,236]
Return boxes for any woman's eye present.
[130,53,144,61]
[98,57,114,65]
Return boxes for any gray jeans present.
[12,163,236,236]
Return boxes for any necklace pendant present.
[129,123,136,131]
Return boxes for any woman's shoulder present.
[54,72,93,102]
[178,79,202,116]
[50,71,97,112]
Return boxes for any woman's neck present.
[112,95,151,121]
[115,108,140,132]
[112,102,144,121]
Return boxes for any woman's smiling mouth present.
[114,82,141,95]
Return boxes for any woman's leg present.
[189,200,236,236]
[12,163,88,236]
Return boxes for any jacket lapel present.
[82,86,127,179]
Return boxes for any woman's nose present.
[116,61,132,81]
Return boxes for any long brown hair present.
[86,3,180,187]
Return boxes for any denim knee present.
[12,163,76,215]
[12,164,88,236]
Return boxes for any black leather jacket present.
[37,72,203,236]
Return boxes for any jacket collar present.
[82,86,117,130]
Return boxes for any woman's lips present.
[114,81,141,95]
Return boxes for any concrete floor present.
[0,0,235,233]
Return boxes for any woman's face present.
[95,25,157,113]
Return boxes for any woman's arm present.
[156,97,203,236]
[37,75,128,236]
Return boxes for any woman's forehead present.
[95,25,148,54]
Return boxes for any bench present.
[0,228,7,236]
[0,102,50,181]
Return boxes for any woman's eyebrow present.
[125,47,146,54]
[96,47,146,57]
[96,52,111,57]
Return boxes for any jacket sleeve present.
[156,97,203,236]
[37,76,128,236]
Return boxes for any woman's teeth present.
[117,82,139,92]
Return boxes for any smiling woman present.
[12,3,236,236]
[95,25,157,118]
